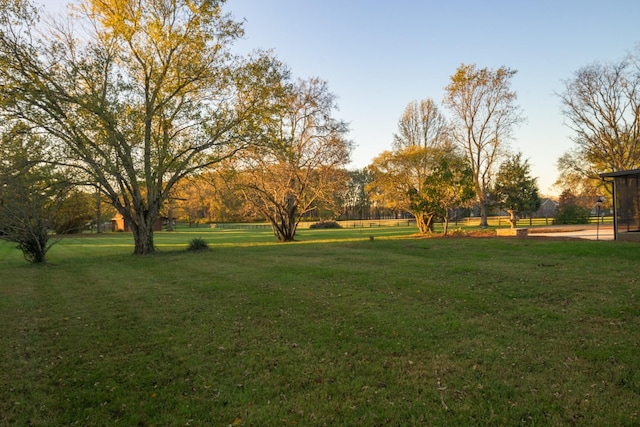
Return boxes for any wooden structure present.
[111,212,166,232]
[111,212,127,232]
[600,169,640,242]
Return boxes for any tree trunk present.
[443,217,450,236]
[271,195,298,242]
[96,188,102,234]
[272,221,291,241]
[272,221,296,242]
[415,214,427,234]
[167,208,174,231]
[17,221,50,263]
[132,222,156,255]
[479,200,489,228]
[126,208,158,255]
[415,212,434,234]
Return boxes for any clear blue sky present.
[40,0,640,196]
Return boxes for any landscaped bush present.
[309,220,342,229]
[450,227,466,236]
[553,203,590,225]
[186,237,209,251]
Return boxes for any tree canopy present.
[368,145,444,233]
[232,77,352,242]
[557,54,640,196]
[393,98,449,150]
[0,0,288,254]
[410,153,475,235]
[493,153,541,228]
[443,64,524,227]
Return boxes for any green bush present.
[186,237,209,251]
[553,204,590,225]
[309,220,342,229]
[53,217,88,234]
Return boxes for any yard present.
[1,227,638,425]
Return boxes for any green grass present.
[1,229,639,426]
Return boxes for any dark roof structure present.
[599,169,640,241]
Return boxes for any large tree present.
[368,98,454,234]
[443,64,524,227]
[557,57,640,192]
[409,153,475,235]
[368,146,440,233]
[233,77,352,242]
[493,153,541,228]
[0,0,287,254]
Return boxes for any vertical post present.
[596,203,600,241]
[611,180,617,241]
[96,186,102,234]
[595,196,604,241]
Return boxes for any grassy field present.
[1,226,639,426]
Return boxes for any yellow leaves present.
[228,417,242,426]
[84,0,219,59]
[78,0,237,112]
[85,0,141,40]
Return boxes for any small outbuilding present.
[111,212,127,232]
[600,169,640,242]
[110,212,166,232]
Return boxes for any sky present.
[38,0,640,196]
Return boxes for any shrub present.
[553,204,590,225]
[53,217,88,234]
[309,220,342,229]
[14,228,50,263]
[450,227,466,236]
[186,237,209,251]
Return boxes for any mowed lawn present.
[1,228,639,426]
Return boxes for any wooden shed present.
[111,212,166,232]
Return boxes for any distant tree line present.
[2,0,632,263]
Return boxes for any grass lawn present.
[1,227,639,426]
